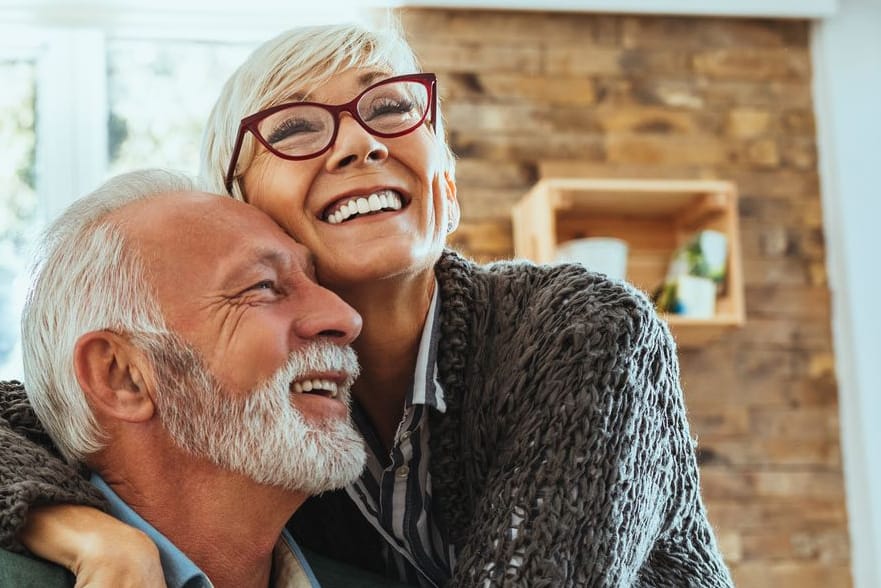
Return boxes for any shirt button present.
[400,431,411,441]
[397,465,410,478]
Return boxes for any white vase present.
[554,237,629,280]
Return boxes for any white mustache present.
[263,340,360,405]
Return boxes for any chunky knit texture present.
[0,381,107,553]
[425,251,733,587]
[0,250,732,586]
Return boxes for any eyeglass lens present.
[256,80,430,158]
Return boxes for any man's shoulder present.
[0,549,74,588]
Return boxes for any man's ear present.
[74,331,155,423]
[443,171,460,233]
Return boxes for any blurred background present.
[0,1,878,586]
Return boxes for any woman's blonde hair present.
[200,22,455,200]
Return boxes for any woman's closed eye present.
[365,97,416,121]
[267,117,326,146]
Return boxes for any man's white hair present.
[21,169,196,463]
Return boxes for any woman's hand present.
[20,504,166,587]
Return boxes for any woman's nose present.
[325,114,389,171]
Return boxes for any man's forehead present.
[120,191,309,279]
[121,191,279,242]
[124,190,250,223]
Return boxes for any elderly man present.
[1,169,394,587]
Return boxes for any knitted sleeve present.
[437,263,732,587]
[634,319,734,588]
[627,316,734,588]
[0,381,107,553]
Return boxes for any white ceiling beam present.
[393,0,838,19]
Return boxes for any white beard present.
[150,338,366,495]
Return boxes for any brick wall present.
[398,9,849,587]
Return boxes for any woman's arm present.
[630,323,734,588]
[0,380,107,551]
[21,505,166,587]
[446,303,732,587]
[1,381,166,586]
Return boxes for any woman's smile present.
[322,188,409,224]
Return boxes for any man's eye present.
[230,280,282,302]
[250,280,276,292]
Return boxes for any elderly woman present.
[0,23,732,587]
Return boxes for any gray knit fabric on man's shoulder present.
[0,252,734,587]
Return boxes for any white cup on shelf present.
[554,237,629,280]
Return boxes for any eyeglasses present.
[224,73,437,194]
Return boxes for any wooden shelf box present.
[511,178,745,347]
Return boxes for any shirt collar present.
[272,532,321,588]
[410,279,446,412]
[90,474,209,588]
[90,474,317,588]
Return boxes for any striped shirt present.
[345,284,455,587]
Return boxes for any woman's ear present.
[444,171,460,233]
[74,331,156,423]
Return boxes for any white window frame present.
[34,28,108,222]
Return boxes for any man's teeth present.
[326,189,403,224]
[292,379,339,398]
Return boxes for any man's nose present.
[293,279,362,346]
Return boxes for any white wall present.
[812,1,881,587]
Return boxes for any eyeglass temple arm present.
[431,79,438,134]
[224,128,248,195]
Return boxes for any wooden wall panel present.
[398,8,850,586]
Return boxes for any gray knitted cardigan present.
[0,250,733,587]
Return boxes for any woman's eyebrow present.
[281,71,391,103]
[358,71,388,87]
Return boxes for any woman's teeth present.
[326,189,403,224]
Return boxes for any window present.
[107,38,253,175]
[0,29,259,380]
[0,57,38,379]
[0,5,373,380]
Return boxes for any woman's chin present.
[315,245,440,292]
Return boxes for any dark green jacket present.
[0,547,404,588]
[0,549,73,587]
